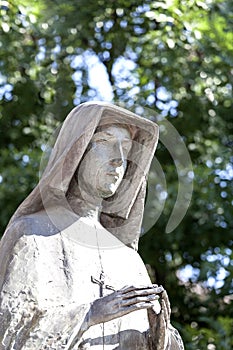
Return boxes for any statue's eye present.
[95,137,109,143]
[93,133,112,143]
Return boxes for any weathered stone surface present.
[0,102,184,349]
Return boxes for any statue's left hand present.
[147,289,171,350]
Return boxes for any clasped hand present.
[66,284,169,350]
[88,284,164,326]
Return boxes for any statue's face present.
[77,125,132,199]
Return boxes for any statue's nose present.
[110,158,124,167]
[110,141,125,167]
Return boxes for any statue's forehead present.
[95,122,136,140]
[95,124,131,137]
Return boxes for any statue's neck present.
[67,193,101,223]
[77,202,100,222]
[66,176,104,224]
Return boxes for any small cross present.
[91,272,115,297]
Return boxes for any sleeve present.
[166,325,185,350]
[147,290,185,350]
[0,291,90,349]
[0,233,90,350]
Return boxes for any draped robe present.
[0,102,184,349]
[1,213,161,349]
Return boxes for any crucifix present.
[91,272,115,350]
[91,272,115,297]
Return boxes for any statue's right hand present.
[65,285,164,350]
[88,285,164,327]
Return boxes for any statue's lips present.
[106,172,119,181]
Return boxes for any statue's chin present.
[98,189,115,199]
[97,183,118,199]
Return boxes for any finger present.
[120,285,157,294]
[161,290,171,319]
[122,286,163,300]
[122,294,159,307]
[124,301,154,313]
[121,285,164,297]
[153,286,164,294]
[153,284,164,294]
[161,299,169,328]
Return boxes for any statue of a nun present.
[0,102,184,349]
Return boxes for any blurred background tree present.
[0,0,232,348]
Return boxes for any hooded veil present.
[2,102,158,252]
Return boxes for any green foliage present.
[0,0,232,348]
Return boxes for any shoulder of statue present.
[9,211,58,238]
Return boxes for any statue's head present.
[8,102,159,249]
[76,124,132,200]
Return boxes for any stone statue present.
[0,102,184,349]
